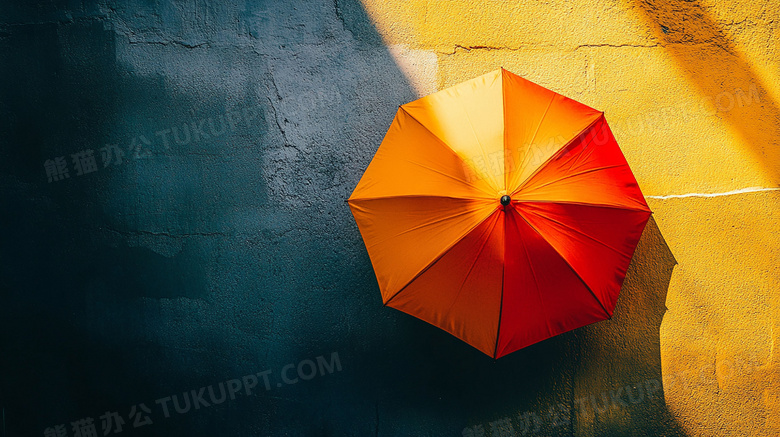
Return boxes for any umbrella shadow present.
[570,215,685,436]
[310,215,685,437]
[630,0,780,182]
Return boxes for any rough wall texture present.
[0,0,777,436]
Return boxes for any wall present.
[0,0,777,436]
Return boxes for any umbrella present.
[348,68,651,358]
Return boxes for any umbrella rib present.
[519,205,638,256]
[504,93,555,191]
[527,95,554,149]
[398,107,496,197]
[566,128,599,173]
[522,96,555,168]
[516,210,612,319]
[364,204,493,250]
[440,213,501,323]
[514,199,651,213]
[384,207,499,306]
[517,164,625,195]
[493,211,507,359]
[513,211,555,338]
[501,68,510,191]
[511,94,554,189]
[349,194,492,202]
[511,114,604,196]
[404,160,496,198]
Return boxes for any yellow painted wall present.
[360,0,780,435]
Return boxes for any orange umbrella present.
[348,68,651,358]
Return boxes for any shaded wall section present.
[1,0,414,435]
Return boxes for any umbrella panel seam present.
[510,114,605,196]
[398,106,496,198]
[515,209,612,319]
[383,207,500,306]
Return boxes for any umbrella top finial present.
[500,195,511,206]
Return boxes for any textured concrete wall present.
[0,0,777,436]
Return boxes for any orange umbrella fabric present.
[348,68,651,358]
